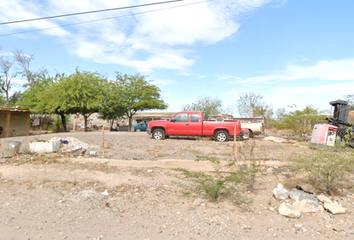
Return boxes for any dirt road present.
[0,133,353,239]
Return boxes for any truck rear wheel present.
[152,128,166,140]
[214,130,229,142]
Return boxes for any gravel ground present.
[1,130,309,161]
[0,132,354,239]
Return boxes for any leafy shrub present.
[270,105,327,139]
[291,148,354,194]
[173,153,264,203]
[233,139,265,191]
[336,127,354,148]
[174,155,244,202]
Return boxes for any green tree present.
[8,91,23,107]
[183,96,223,120]
[35,73,72,132]
[55,68,107,132]
[270,105,327,138]
[19,73,57,130]
[98,80,126,130]
[19,72,54,111]
[115,72,168,131]
[0,93,6,106]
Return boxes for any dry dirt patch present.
[0,133,353,239]
[1,155,354,240]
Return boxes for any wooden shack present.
[0,107,31,137]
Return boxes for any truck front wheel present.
[152,128,166,140]
[214,130,229,142]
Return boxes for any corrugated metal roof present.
[0,107,31,113]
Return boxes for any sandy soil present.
[0,133,354,239]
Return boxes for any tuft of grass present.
[291,148,354,194]
[173,155,248,203]
[234,139,266,191]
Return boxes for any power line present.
[0,0,211,37]
[0,0,184,26]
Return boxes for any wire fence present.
[0,125,315,161]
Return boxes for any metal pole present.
[102,124,105,158]
[234,124,237,162]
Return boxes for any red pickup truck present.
[147,111,241,142]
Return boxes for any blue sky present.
[0,0,353,116]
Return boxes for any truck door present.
[188,113,203,136]
[167,112,190,135]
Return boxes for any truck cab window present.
[173,113,188,122]
[191,113,199,122]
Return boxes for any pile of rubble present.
[49,137,100,156]
[263,136,296,144]
[273,185,346,218]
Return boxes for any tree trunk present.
[84,115,88,132]
[129,116,133,132]
[110,119,114,131]
[57,115,60,132]
[5,90,9,105]
[60,113,67,132]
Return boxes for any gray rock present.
[290,191,317,201]
[299,193,317,201]
[278,203,301,218]
[317,194,331,203]
[295,184,316,194]
[289,191,302,201]
[273,188,289,200]
[323,202,346,214]
[1,141,21,158]
[293,199,323,213]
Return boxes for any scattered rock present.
[289,191,302,201]
[317,194,331,203]
[273,188,289,200]
[278,203,301,218]
[295,184,316,194]
[289,191,316,201]
[293,199,323,213]
[264,136,296,144]
[299,192,317,201]
[323,202,346,214]
[101,190,109,196]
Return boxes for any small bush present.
[173,155,257,203]
[291,148,354,194]
[234,139,265,190]
[336,127,354,148]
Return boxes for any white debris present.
[101,190,109,196]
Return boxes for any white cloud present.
[223,59,354,84]
[0,0,69,37]
[264,82,354,112]
[218,59,354,111]
[0,0,276,71]
[151,79,176,86]
[215,74,243,82]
